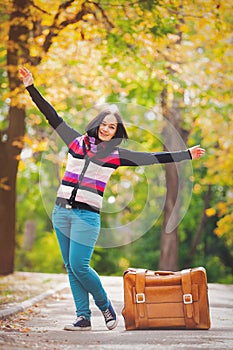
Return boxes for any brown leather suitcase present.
[122,267,211,330]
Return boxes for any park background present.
[0,0,232,284]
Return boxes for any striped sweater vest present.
[56,135,121,210]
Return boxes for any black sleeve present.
[26,85,81,146]
[119,148,192,166]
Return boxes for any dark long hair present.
[85,109,128,147]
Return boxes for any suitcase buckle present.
[136,293,145,303]
[183,293,193,304]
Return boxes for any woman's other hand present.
[189,145,206,160]
[19,67,34,87]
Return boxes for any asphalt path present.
[0,276,233,350]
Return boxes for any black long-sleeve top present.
[26,85,192,166]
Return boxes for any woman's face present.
[98,114,118,141]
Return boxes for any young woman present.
[19,67,205,331]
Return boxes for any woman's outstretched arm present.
[19,67,80,145]
[119,145,205,166]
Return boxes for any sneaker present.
[64,316,91,331]
[102,301,118,330]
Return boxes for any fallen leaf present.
[20,327,31,333]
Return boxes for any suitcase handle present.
[154,270,175,276]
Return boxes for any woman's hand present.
[189,145,206,160]
[19,67,34,87]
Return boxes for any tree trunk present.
[159,162,180,270]
[23,220,36,250]
[0,0,30,275]
[185,185,212,267]
[159,90,189,271]
[0,107,26,275]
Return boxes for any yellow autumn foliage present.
[205,208,216,217]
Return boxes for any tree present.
[154,0,233,270]
[0,0,113,275]
[179,0,233,266]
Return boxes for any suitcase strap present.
[181,269,196,328]
[135,269,148,329]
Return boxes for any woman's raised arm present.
[19,67,80,145]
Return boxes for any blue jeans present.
[52,204,109,320]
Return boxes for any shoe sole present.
[64,325,92,331]
[106,317,119,330]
